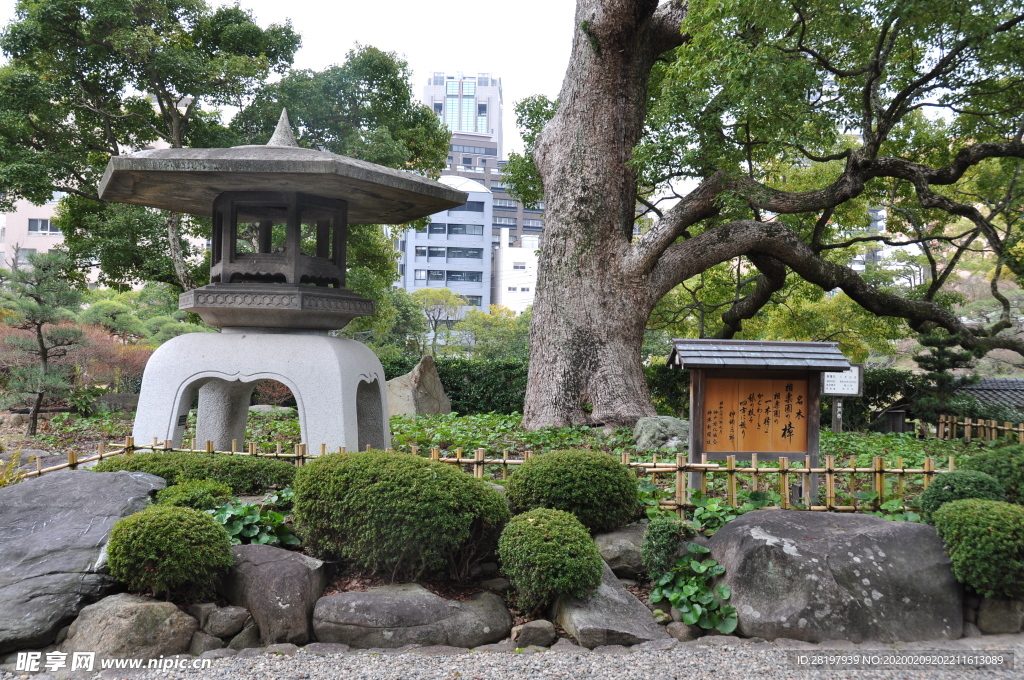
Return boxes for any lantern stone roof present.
[668,339,852,371]
[98,110,466,225]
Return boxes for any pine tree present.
[910,329,982,422]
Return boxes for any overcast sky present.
[0,0,578,155]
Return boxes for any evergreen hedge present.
[933,499,1024,599]
[93,452,295,494]
[962,446,1024,505]
[641,515,697,578]
[918,470,1005,520]
[156,479,235,511]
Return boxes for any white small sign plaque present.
[822,364,863,397]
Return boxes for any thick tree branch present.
[715,254,788,338]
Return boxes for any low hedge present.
[157,479,235,511]
[497,508,603,613]
[918,470,1005,520]
[107,505,233,600]
[292,450,509,580]
[505,449,639,532]
[961,446,1024,505]
[933,498,1024,599]
[641,515,697,578]
[93,452,295,494]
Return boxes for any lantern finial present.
[267,108,298,147]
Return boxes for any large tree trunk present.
[522,0,685,429]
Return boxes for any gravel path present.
[4,634,1021,680]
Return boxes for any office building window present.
[398,240,405,252]
[433,72,445,86]
[479,158,487,166]
[462,80,476,95]
[428,246,446,258]
[513,262,526,270]
[0,227,5,243]
[460,98,475,131]
[451,144,496,156]
[428,270,445,280]
[493,217,516,226]
[462,157,473,165]
[429,222,447,233]
[465,296,482,306]
[490,180,506,190]
[433,102,443,114]
[399,264,405,276]
[446,81,459,95]
[448,247,483,259]
[16,248,36,266]
[494,199,518,209]
[507,286,517,292]
[415,246,427,257]
[448,224,483,235]
[521,287,530,292]
[28,219,60,234]
[445,96,459,128]
[447,271,482,282]
[477,115,487,133]
[523,219,543,228]
[449,201,484,213]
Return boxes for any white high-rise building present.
[423,72,503,157]
[491,227,539,314]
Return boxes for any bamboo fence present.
[14,436,955,515]
[935,414,1024,443]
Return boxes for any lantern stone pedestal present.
[99,110,466,454]
[132,330,387,452]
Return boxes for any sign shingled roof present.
[668,339,851,371]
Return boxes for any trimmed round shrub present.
[962,446,1024,505]
[641,515,697,578]
[918,470,1005,520]
[93,452,295,494]
[292,451,510,580]
[933,499,1024,599]
[505,449,639,532]
[497,508,603,613]
[157,479,234,511]
[107,505,234,600]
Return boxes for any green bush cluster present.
[292,451,509,580]
[93,452,295,494]
[506,449,639,532]
[157,479,234,511]
[641,515,697,578]
[106,505,233,600]
[933,499,1024,599]
[962,446,1024,505]
[918,470,1005,520]
[497,508,603,613]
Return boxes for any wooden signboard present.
[703,378,808,453]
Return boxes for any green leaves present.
[649,541,736,632]
[206,494,301,548]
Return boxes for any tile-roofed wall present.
[669,339,851,372]
[959,378,1024,409]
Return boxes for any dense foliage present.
[496,508,603,614]
[648,541,737,634]
[505,449,639,532]
[292,451,509,580]
[962,445,1024,505]
[640,515,697,578]
[917,470,1006,520]
[93,452,295,494]
[207,497,300,547]
[106,505,233,600]
[156,479,234,511]
[933,499,1024,600]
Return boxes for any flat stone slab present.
[0,471,165,654]
[553,562,671,648]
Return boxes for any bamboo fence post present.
[431,447,440,461]
[231,440,238,454]
[192,437,198,451]
[922,457,935,490]
[125,436,134,455]
[779,457,790,510]
[411,444,419,457]
[825,455,835,510]
[896,457,905,498]
[965,418,972,442]
[525,450,533,461]
[676,452,687,515]
[366,444,372,451]
[97,442,106,461]
[338,447,346,454]
[475,448,485,479]
[621,450,630,465]
[502,449,509,480]
[1018,423,1024,445]
[803,454,811,507]
[67,449,78,471]
[948,456,955,472]
[1005,422,1013,443]
[35,456,41,475]
[701,453,708,497]
[248,443,257,456]
[205,440,214,453]
[848,456,857,505]
[163,440,172,450]
[873,456,885,511]
[152,437,159,449]
[276,443,283,458]
[751,453,759,494]
[726,456,737,507]
[321,444,327,457]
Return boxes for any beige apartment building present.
[0,198,62,269]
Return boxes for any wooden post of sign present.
[832,397,843,433]
[688,368,706,490]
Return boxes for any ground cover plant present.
[648,541,737,634]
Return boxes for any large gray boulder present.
[220,545,328,646]
[708,510,962,643]
[61,594,198,659]
[0,470,165,654]
[386,355,451,417]
[594,524,647,579]
[313,584,511,649]
[633,417,689,451]
[553,562,670,648]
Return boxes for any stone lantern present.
[99,111,466,451]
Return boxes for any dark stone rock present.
[221,544,327,646]
[187,604,217,631]
[313,584,511,649]
[200,648,237,659]
[0,471,165,655]
[480,577,510,592]
[962,622,982,638]
[553,562,671,648]
[479,562,500,575]
[549,638,588,654]
[511,620,556,648]
[264,643,299,656]
[977,599,1024,634]
[594,524,647,579]
[665,622,702,642]
[592,645,631,655]
[205,606,250,639]
[709,509,962,643]
[227,620,261,650]
[474,640,516,653]
[303,642,351,656]
[234,647,265,658]
[386,355,451,417]
[633,417,689,451]
[189,631,222,655]
[61,594,198,659]
[631,638,680,652]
